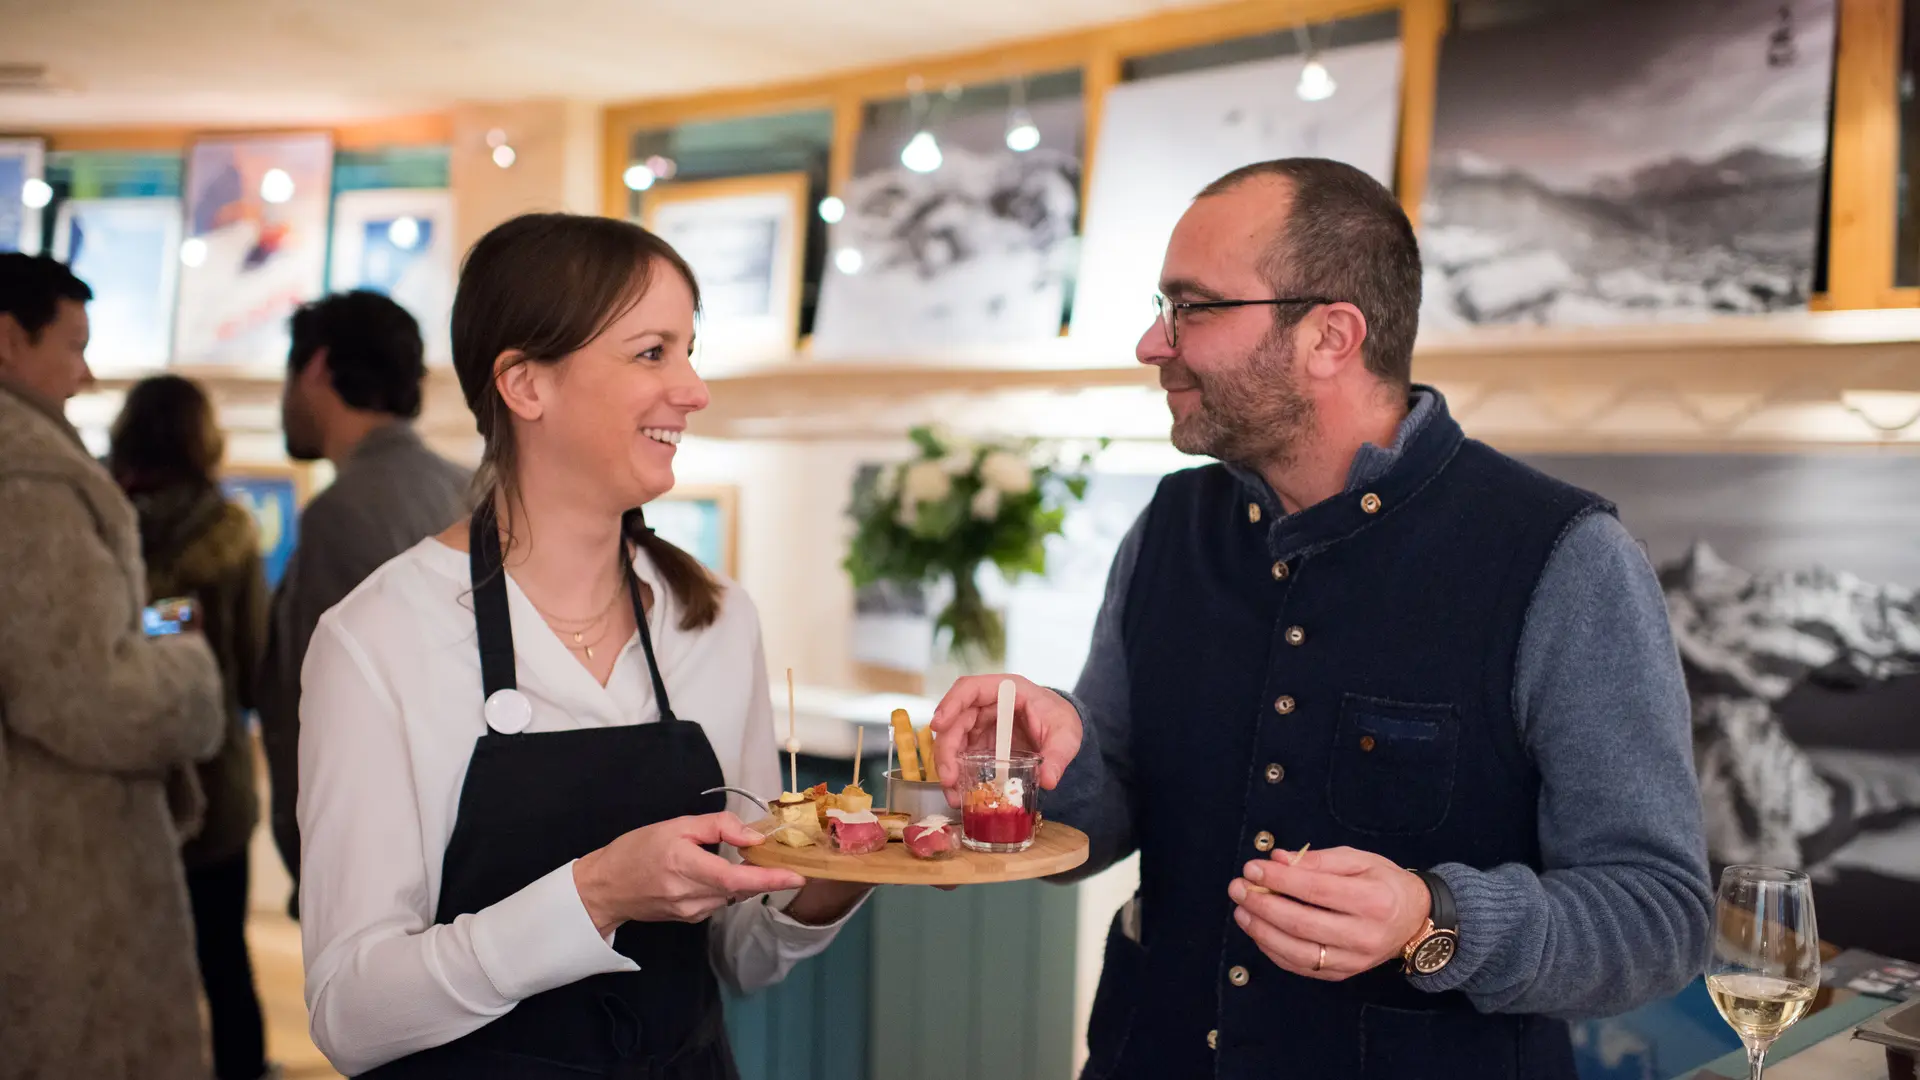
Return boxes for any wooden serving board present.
[740,818,1089,886]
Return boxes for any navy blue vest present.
[1082,396,1609,1080]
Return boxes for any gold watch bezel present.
[1402,919,1459,976]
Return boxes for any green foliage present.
[843,427,1104,662]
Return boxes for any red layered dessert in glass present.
[959,750,1040,853]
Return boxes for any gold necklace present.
[531,579,625,661]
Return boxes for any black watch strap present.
[1415,869,1457,932]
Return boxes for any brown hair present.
[107,374,225,494]
[1197,158,1422,389]
[451,212,721,630]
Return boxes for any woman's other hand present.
[782,880,873,926]
[573,812,805,933]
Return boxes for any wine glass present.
[1707,865,1821,1080]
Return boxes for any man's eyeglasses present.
[1152,292,1340,349]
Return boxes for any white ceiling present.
[0,0,1211,128]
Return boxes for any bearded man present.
[929,159,1712,1080]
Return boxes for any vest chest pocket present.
[1329,696,1460,835]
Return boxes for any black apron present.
[362,508,737,1079]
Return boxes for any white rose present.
[902,460,952,505]
[970,486,1002,521]
[978,450,1034,495]
[938,445,977,476]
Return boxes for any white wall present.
[672,436,912,687]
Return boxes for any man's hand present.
[928,675,1082,803]
[1226,846,1431,981]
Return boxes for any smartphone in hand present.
[142,596,197,636]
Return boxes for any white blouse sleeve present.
[706,613,867,993]
[297,618,636,1076]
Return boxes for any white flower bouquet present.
[844,426,1098,666]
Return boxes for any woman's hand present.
[781,880,872,926]
[572,812,806,934]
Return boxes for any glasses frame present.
[1152,292,1342,349]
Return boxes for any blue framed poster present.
[646,485,737,578]
[50,197,182,375]
[328,187,455,365]
[221,466,307,588]
[1,138,46,253]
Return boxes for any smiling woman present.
[295,213,871,1078]
[451,212,720,632]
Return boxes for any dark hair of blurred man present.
[0,252,93,410]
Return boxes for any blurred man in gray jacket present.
[257,292,469,908]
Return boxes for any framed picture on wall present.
[645,484,739,579]
[642,173,807,372]
[810,78,1083,358]
[174,131,333,368]
[50,197,183,375]
[1070,41,1403,354]
[220,462,313,589]
[1420,0,1836,326]
[0,137,46,254]
[328,187,456,365]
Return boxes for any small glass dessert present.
[826,808,888,855]
[904,814,961,860]
[960,750,1040,853]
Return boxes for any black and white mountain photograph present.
[1529,452,1920,963]
[1421,0,1836,328]
[810,79,1083,356]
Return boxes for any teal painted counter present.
[723,754,1081,1080]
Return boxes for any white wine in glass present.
[1707,865,1820,1080]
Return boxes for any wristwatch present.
[1401,869,1459,977]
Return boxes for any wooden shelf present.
[82,309,1920,452]
[689,310,1920,449]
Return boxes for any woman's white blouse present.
[297,538,856,1075]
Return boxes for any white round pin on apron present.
[484,689,533,734]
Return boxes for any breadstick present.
[890,709,922,782]
[915,724,937,783]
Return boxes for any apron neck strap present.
[624,538,678,724]
[470,503,517,698]
[468,503,679,721]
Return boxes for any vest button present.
[1270,560,1289,581]
[1253,831,1275,852]
[1208,1029,1219,1050]
[1361,492,1382,514]
[1266,763,1285,783]
[1274,695,1295,715]
[1285,625,1306,646]
[1228,965,1250,987]
[1248,502,1262,524]
[1360,735,1377,752]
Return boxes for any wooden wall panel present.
[1825,0,1904,309]
[1394,0,1448,229]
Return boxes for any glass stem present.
[1747,1041,1767,1080]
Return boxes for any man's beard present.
[1165,330,1314,467]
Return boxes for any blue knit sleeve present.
[1046,510,1149,882]
[1408,512,1713,1018]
